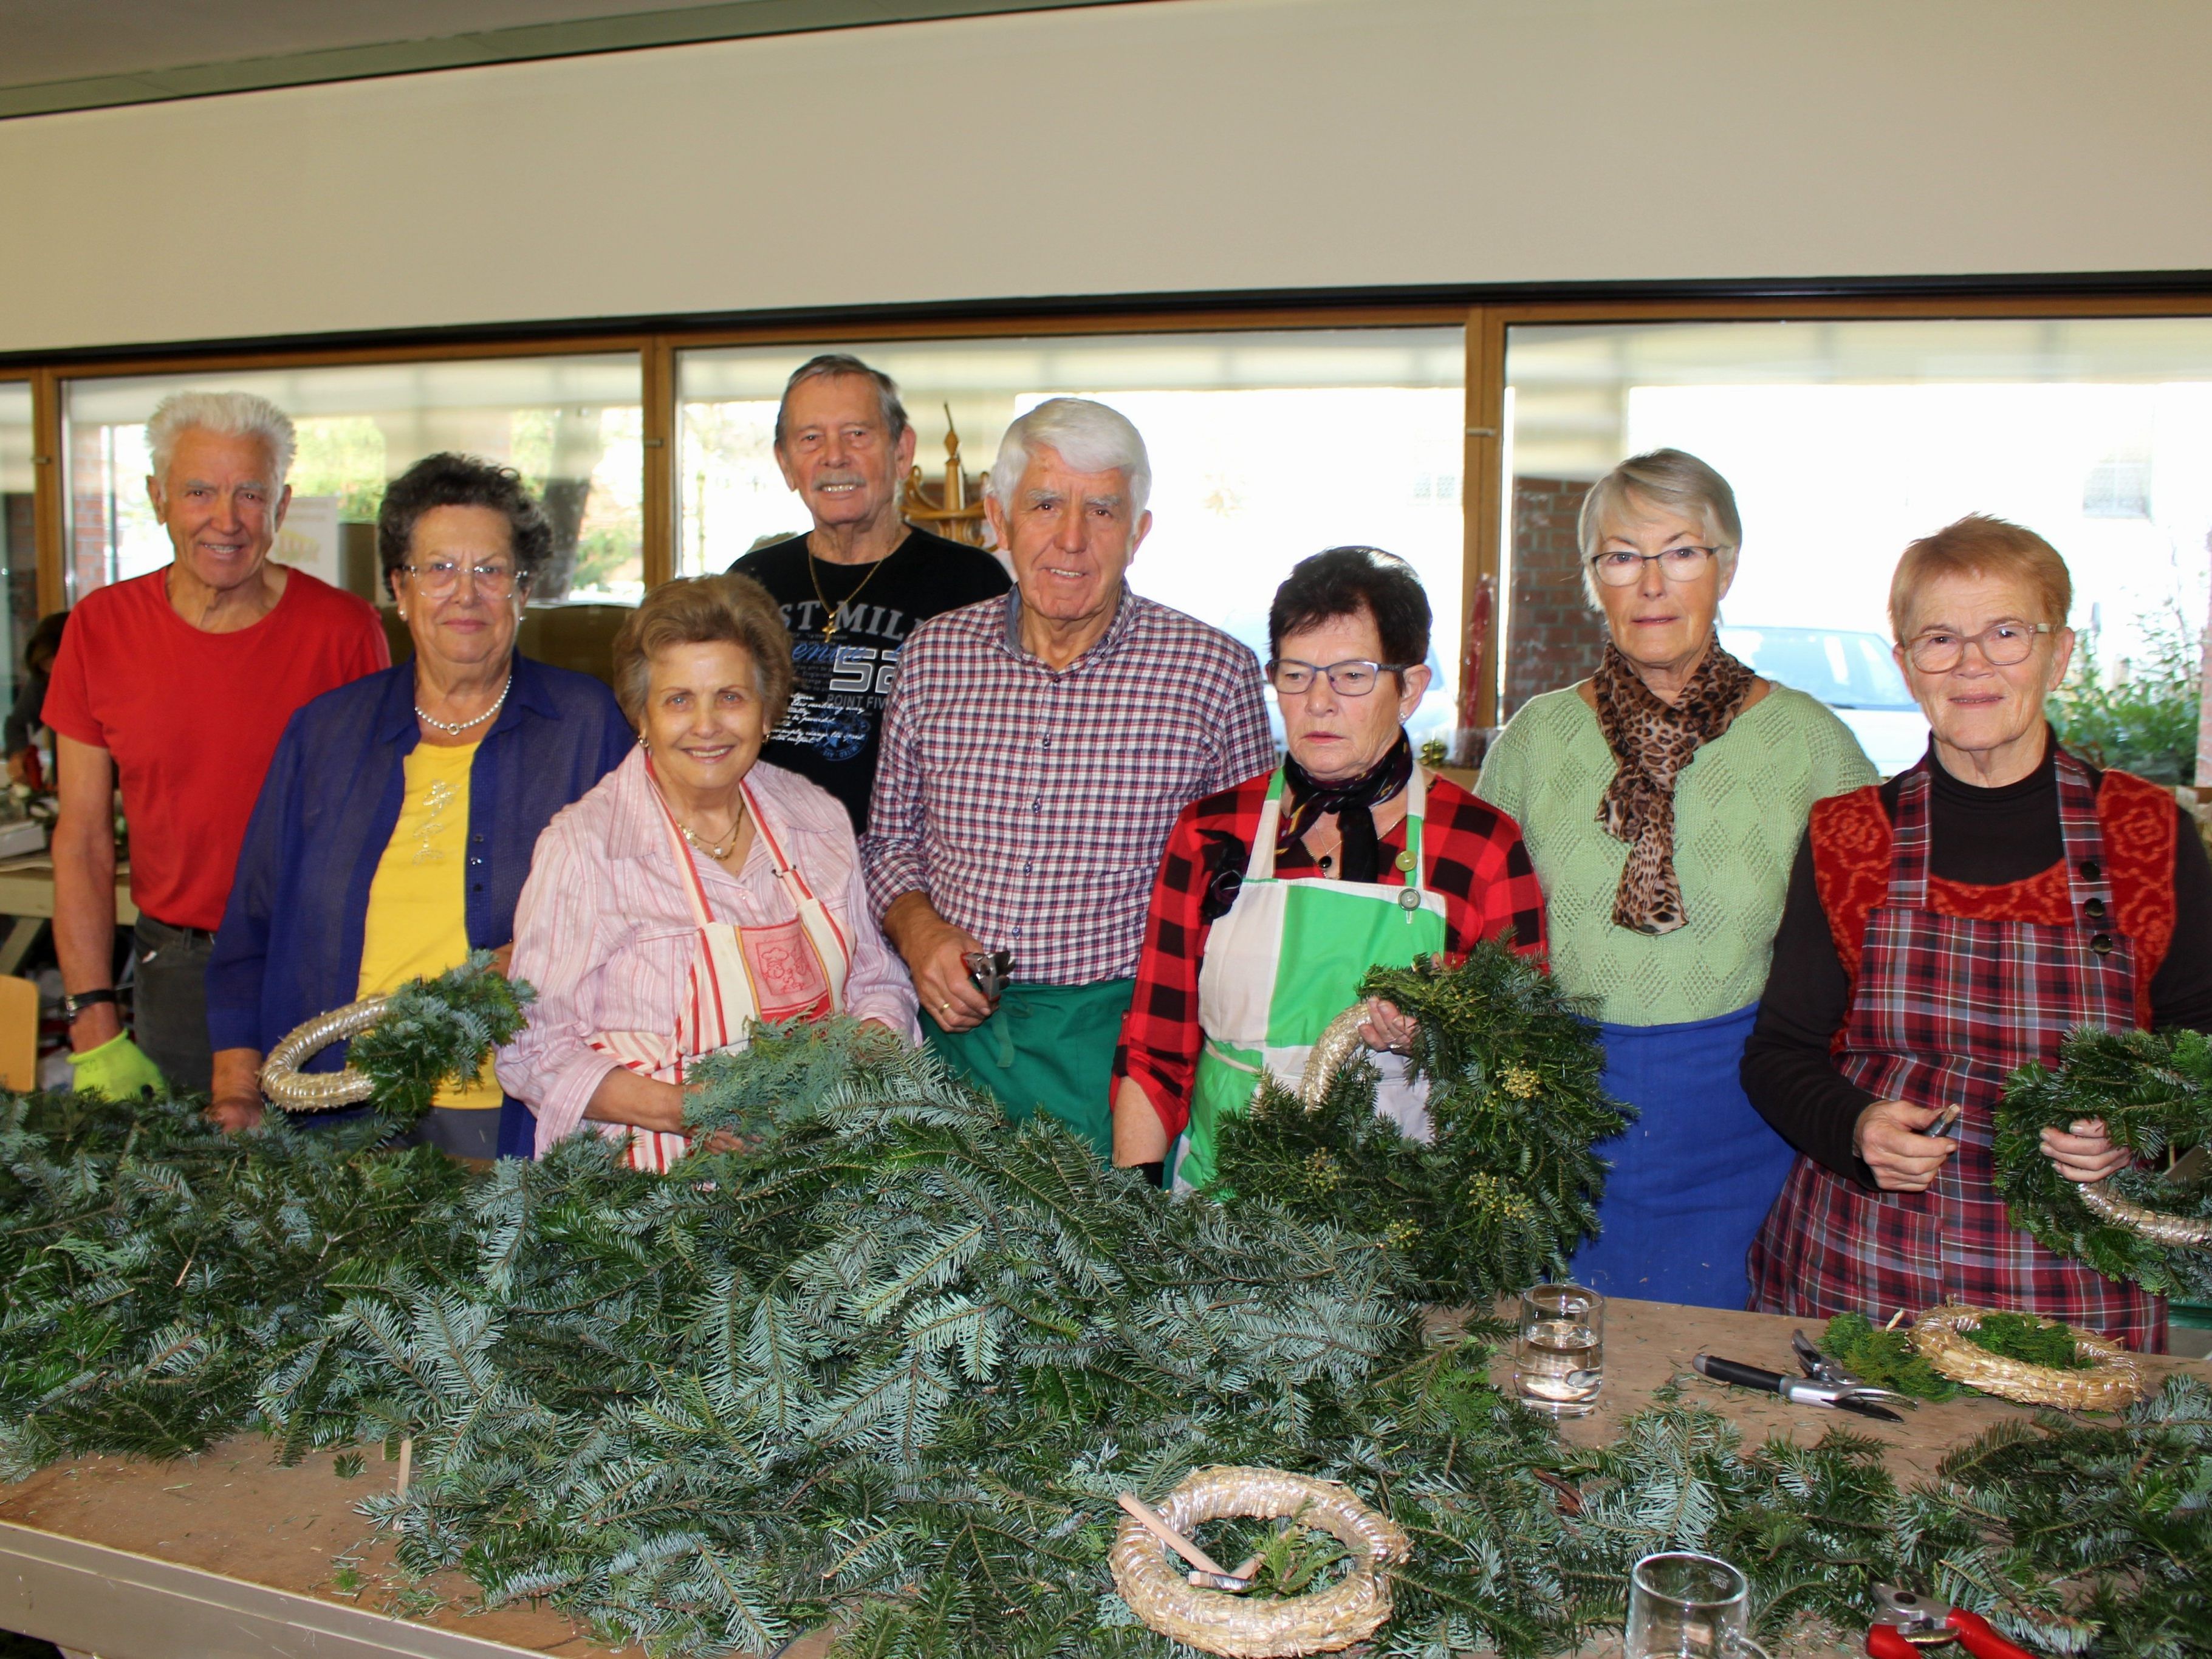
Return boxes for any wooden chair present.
[0,973,39,1092]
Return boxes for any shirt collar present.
[604,746,665,862]
[999,583,1137,672]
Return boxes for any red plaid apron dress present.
[587,768,851,1173]
[1747,750,2163,1349]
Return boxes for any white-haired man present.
[863,397,1273,1155]
[728,354,1009,833]
[44,392,388,1100]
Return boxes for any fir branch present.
[1215,943,1631,1304]
[1994,1027,2212,1300]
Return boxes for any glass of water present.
[1513,1281,1603,1416]
[1626,1551,1750,1658]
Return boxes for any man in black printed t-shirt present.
[729,354,1009,832]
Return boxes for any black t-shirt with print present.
[730,525,1010,832]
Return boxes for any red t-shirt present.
[44,566,390,930]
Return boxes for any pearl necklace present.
[416,673,512,735]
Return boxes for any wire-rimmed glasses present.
[1266,658,1410,696]
[1903,620,2054,673]
[400,559,523,599]
[1587,545,1722,586]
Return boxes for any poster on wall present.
[275,496,343,589]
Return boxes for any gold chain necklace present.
[651,778,747,862]
[676,813,745,863]
[806,536,900,640]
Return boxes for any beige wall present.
[2,0,2209,354]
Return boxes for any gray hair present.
[986,397,1152,519]
[774,353,909,447]
[146,391,296,488]
[1576,447,1741,606]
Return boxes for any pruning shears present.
[1866,1583,2038,1659]
[1792,1327,1916,1403]
[1691,1351,1911,1423]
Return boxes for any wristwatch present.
[62,988,117,1023]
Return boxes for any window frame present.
[12,289,2212,728]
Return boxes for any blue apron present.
[1569,1002,1794,1310]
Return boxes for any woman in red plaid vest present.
[1744,516,2212,1352]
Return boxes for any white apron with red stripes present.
[589,769,851,1171]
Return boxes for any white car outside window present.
[1718,624,1929,778]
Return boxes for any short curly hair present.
[612,575,795,731]
[377,453,553,594]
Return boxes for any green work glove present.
[67,1032,167,1100]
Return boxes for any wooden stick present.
[395,1435,413,1499]
[1116,1492,1231,1578]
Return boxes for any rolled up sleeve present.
[496,826,622,1156]
[835,845,921,1041]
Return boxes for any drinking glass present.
[1513,1281,1603,1416]
[1625,1551,1750,1658]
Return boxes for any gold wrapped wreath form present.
[259,994,390,1112]
[1911,1304,2146,1411]
[1296,1007,1376,1108]
[1109,1465,1409,1658]
[2074,1178,2212,1249]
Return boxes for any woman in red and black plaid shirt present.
[1110,548,1546,1189]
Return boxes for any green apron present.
[927,977,1134,1157]
[1178,766,1450,1191]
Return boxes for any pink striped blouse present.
[496,748,920,1156]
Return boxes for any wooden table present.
[0,854,137,976]
[1,1300,2202,1658]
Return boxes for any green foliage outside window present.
[2047,612,2203,786]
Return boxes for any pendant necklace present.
[807,542,894,639]
[416,673,512,735]
[677,816,744,863]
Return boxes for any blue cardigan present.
[207,655,631,1154]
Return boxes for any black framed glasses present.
[1587,545,1722,586]
[1903,620,2055,672]
[401,559,522,598]
[1267,658,1409,696]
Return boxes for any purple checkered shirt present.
[863,586,1273,985]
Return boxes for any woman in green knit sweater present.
[1479,449,1875,1310]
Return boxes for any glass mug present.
[1626,1551,1752,1659]
[1513,1281,1604,1416]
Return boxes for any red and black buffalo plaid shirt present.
[1114,770,1548,1137]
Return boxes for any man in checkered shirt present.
[863,398,1273,1157]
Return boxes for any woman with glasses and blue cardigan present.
[205,453,631,1157]
[1476,450,1877,1310]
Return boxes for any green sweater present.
[1477,685,1877,1028]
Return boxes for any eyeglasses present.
[1587,546,1722,586]
[401,559,522,598]
[1904,620,2055,673]
[1267,658,1409,696]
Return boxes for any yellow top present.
[357,737,501,1111]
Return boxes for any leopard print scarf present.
[1592,635,1756,935]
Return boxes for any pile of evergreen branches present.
[1996,1026,2212,1301]
[1215,945,1631,1304]
[0,960,522,1479]
[2,973,2208,1657]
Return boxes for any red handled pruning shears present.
[1867,1583,2037,1659]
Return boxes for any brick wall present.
[1503,475,1608,719]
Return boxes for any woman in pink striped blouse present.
[496,576,919,1166]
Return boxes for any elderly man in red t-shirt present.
[44,392,388,1100]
